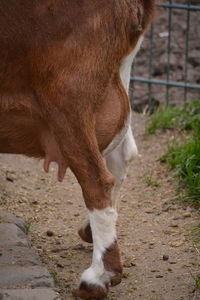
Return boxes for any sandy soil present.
[0,114,199,300]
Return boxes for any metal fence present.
[130,0,200,110]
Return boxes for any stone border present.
[0,211,61,300]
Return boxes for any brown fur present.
[78,223,93,244]
[0,1,155,298]
[73,281,108,299]
[103,240,123,286]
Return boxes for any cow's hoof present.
[78,224,93,244]
[110,272,122,286]
[73,281,108,299]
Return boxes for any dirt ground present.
[0,114,199,300]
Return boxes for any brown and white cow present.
[0,1,155,298]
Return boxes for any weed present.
[193,224,200,247]
[191,272,200,290]
[49,269,59,284]
[25,222,31,233]
[49,269,66,286]
[144,175,161,187]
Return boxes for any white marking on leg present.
[105,124,138,209]
[80,207,117,287]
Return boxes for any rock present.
[56,263,64,269]
[46,231,54,237]
[0,288,61,300]
[73,244,85,251]
[0,211,26,233]
[0,224,28,248]
[123,258,136,268]
[169,240,184,247]
[163,254,169,261]
[169,223,179,228]
[122,272,130,279]
[0,246,40,266]
[182,212,191,218]
[156,274,163,278]
[0,265,54,288]
[167,268,173,272]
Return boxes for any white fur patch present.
[120,35,144,93]
[102,114,131,156]
[80,207,117,286]
[103,36,143,158]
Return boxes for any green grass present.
[146,99,200,135]
[147,99,200,207]
[193,224,200,248]
[146,105,182,134]
[49,270,60,285]
[163,135,200,206]
[49,269,66,286]
[191,272,200,290]
[25,222,31,233]
[144,174,161,187]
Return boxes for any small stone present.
[66,200,73,205]
[169,223,179,228]
[6,176,14,182]
[162,204,171,212]
[32,200,38,205]
[74,213,80,217]
[149,242,155,246]
[167,268,173,272]
[156,274,164,278]
[51,248,60,253]
[182,212,191,218]
[163,254,169,261]
[145,210,154,214]
[122,272,130,279]
[123,258,136,268]
[56,263,64,268]
[169,240,184,247]
[163,228,177,235]
[46,230,54,237]
[73,244,85,251]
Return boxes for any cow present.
[0,0,155,298]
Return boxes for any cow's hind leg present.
[73,161,122,298]
[78,124,138,244]
[52,123,123,299]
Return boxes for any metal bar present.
[148,25,154,106]
[184,0,191,102]
[166,0,173,105]
[131,77,200,89]
[157,3,200,10]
